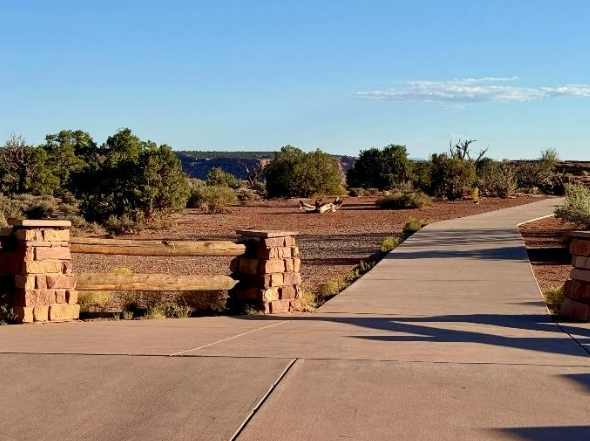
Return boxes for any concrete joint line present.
[229,358,298,441]
[168,320,288,356]
[555,322,590,358]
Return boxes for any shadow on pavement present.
[492,426,590,440]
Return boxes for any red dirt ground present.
[74,195,548,293]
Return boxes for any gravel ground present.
[519,216,576,292]
[74,195,547,293]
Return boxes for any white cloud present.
[357,78,590,104]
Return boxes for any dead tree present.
[450,139,488,164]
[238,160,264,187]
[298,197,344,214]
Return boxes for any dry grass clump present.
[544,286,564,314]
[403,217,425,236]
[187,180,238,213]
[376,191,431,210]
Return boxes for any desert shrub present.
[376,191,431,210]
[78,291,111,313]
[21,195,57,218]
[104,213,144,235]
[236,188,260,204]
[347,144,413,190]
[0,196,24,226]
[478,160,517,198]
[403,217,424,235]
[555,184,590,229]
[516,149,562,194]
[544,286,564,314]
[381,235,402,253]
[299,286,318,312]
[167,302,193,318]
[265,146,345,198]
[188,184,238,213]
[0,194,63,225]
[206,167,240,188]
[348,188,368,197]
[429,153,476,200]
[145,302,167,320]
[317,279,347,299]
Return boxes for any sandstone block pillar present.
[230,230,303,314]
[560,231,590,321]
[0,220,79,323]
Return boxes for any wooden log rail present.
[77,273,237,291]
[70,237,245,257]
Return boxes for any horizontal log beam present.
[77,273,238,291]
[70,237,245,257]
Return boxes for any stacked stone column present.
[560,231,590,321]
[0,220,79,323]
[230,230,303,314]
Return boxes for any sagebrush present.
[555,184,590,229]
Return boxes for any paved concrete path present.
[2,198,589,441]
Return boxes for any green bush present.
[403,217,424,235]
[188,184,238,213]
[265,146,345,198]
[430,153,476,200]
[411,160,433,193]
[376,191,431,210]
[347,144,413,190]
[555,184,590,229]
[206,167,240,188]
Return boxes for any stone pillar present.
[560,231,590,321]
[230,230,303,314]
[0,220,79,324]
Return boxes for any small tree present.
[77,128,189,224]
[347,144,413,190]
[39,130,95,194]
[429,153,475,200]
[0,134,58,195]
[265,146,344,198]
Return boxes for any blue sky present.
[2,0,589,159]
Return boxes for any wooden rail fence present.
[70,237,245,292]
[0,220,302,322]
